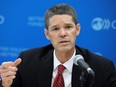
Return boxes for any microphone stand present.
[80,69,95,87]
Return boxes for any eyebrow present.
[65,23,73,25]
[50,23,74,29]
[51,25,59,29]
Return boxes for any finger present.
[2,75,16,81]
[0,66,17,74]
[1,62,14,69]
[1,71,16,78]
[13,58,22,67]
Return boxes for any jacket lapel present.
[72,46,84,87]
[72,64,82,87]
[36,50,53,87]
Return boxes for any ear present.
[44,28,50,40]
[76,23,81,36]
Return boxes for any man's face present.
[44,15,80,52]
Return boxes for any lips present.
[59,40,69,44]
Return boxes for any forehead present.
[48,15,74,27]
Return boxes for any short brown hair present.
[44,4,78,29]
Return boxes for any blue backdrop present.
[0,0,116,66]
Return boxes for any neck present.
[55,48,75,64]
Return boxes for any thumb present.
[13,58,22,67]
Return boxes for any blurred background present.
[0,0,116,66]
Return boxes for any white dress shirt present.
[51,50,76,87]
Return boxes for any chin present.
[57,46,73,52]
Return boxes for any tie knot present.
[58,65,65,74]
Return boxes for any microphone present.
[73,55,95,76]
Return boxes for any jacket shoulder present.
[76,45,114,67]
[18,44,54,59]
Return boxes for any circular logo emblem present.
[91,17,104,31]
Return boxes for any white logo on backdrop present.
[0,15,5,24]
[28,16,44,27]
[0,46,28,57]
[112,20,116,29]
[91,17,116,31]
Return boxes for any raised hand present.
[0,58,22,87]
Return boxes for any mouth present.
[59,40,69,44]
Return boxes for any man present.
[0,4,116,87]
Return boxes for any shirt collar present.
[53,49,76,73]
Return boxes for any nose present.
[59,29,67,38]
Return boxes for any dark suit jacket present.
[0,44,116,87]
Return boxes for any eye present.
[52,27,59,31]
[65,25,72,29]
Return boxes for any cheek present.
[49,35,58,43]
[69,30,77,37]
[69,31,77,41]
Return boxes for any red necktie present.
[53,65,65,87]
